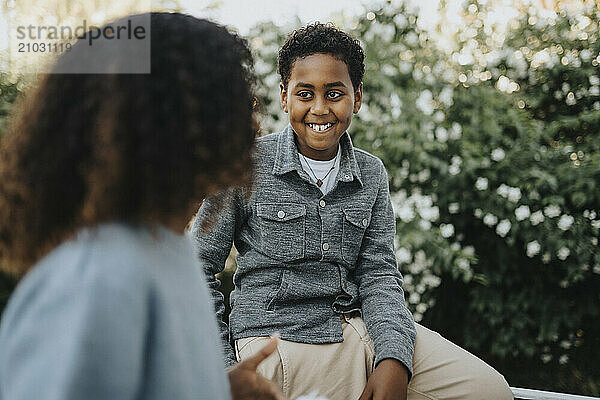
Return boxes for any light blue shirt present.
[0,223,230,400]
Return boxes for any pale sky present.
[180,0,372,34]
[0,0,557,69]
[0,0,374,54]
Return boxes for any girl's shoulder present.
[0,223,190,328]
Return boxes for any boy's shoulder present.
[351,146,387,182]
[252,131,281,166]
[255,130,280,147]
[352,146,383,165]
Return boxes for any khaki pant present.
[235,315,513,400]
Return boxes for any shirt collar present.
[272,124,363,187]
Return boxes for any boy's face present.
[280,53,362,161]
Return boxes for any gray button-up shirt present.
[192,125,416,376]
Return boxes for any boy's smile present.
[280,53,362,161]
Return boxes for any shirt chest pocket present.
[341,207,371,267]
[256,203,306,262]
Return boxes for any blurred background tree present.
[1,0,598,396]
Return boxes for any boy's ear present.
[353,82,363,114]
[280,83,288,113]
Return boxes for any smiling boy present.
[192,23,512,400]
[283,52,360,161]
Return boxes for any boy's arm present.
[354,161,416,379]
[191,190,244,367]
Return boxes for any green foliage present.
[248,1,599,395]
[0,73,21,135]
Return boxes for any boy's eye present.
[296,91,313,99]
[326,91,343,100]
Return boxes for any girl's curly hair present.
[0,13,257,276]
[277,22,365,90]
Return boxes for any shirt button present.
[319,200,326,208]
[277,210,286,219]
[362,218,368,227]
[344,174,351,180]
[322,243,330,251]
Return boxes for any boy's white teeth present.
[308,123,333,132]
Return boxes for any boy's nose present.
[310,98,329,115]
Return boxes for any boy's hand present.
[357,358,409,400]
[227,335,288,400]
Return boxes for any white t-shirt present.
[298,145,341,195]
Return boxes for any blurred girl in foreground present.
[0,12,283,400]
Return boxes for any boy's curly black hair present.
[0,13,257,276]
[277,22,365,90]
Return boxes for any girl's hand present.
[227,335,288,400]
[357,358,409,400]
